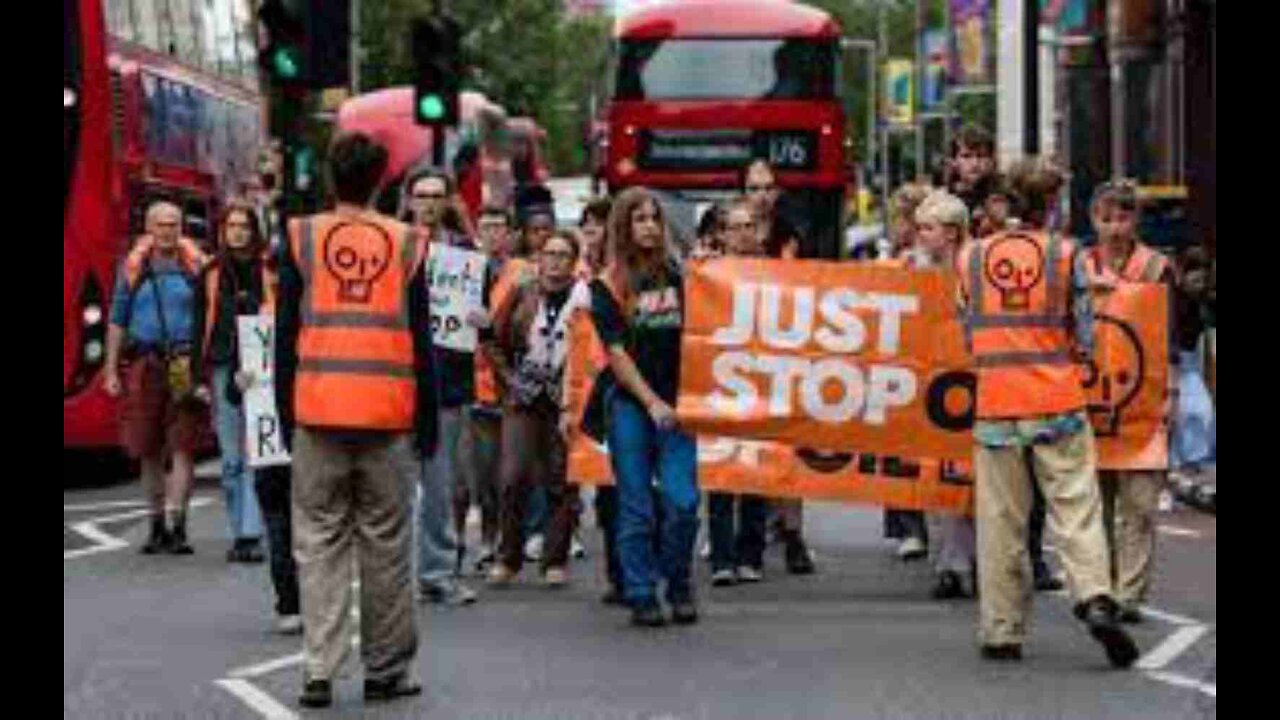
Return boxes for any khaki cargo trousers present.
[974,424,1114,646]
[292,426,419,683]
[1099,470,1164,609]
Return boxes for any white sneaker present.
[570,533,587,559]
[524,534,545,562]
[735,565,763,583]
[711,568,737,586]
[275,614,303,635]
[897,537,927,561]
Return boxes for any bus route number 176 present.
[767,133,811,169]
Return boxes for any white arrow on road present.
[64,496,215,561]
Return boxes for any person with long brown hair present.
[192,200,271,565]
[588,187,700,627]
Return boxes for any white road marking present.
[63,499,149,512]
[1137,624,1210,671]
[1157,525,1202,538]
[1138,605,1201,627]
[229,652,305,679]
[63,496,215,561]
[215,678,300,720]
[1145,670,1216,698]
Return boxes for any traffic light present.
[412,14,462,127]
[257,0,351,89]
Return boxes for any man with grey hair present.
[104,199,209,555]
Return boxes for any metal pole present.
[915,0,925,181]
[350,0,361,93]
[844,39,878,212]
[1024,0,1039,154]
[878,0,889,224]
[942,0,953,170]
[867,43,876,200]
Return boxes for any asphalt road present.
[64,469,1216,719]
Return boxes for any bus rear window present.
[615,38,837,101]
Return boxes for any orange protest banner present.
[676,258,976,458]
[569,434,974,515]
[1086,283,1170,470]
[564,307,974,515]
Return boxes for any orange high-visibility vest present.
[123,235,207,289]
[474,256,534,406]
[290,211,425,431]
[201,257,278,356]
[959,229,1086,420]
[1085,242,1170,285]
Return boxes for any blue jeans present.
[708,493,767,572]
[419,407,463,586]
[212,365,262,541]
[1172,350,1216,467]
[524,486,549,538]
[606,392,699,606]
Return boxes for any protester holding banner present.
[274,132,434,707]
[567,195,633,604]
[877,182,935,562]
[578,198,612,278]
[908,191,980,600]
[402,167,480,606]
[705,199,772,586]
[192,200,271,565]
[1084,180,1176,624]
[513,183,559,554]
[691,203,726,261]
[485,230,592,587]
[957,156,1138,668]
[590,188,701,627]
[742,158,816,576]
[104,199,208,556]
[458,204,521,574]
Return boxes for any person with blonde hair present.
[587,187,700,627]
[908,191,980,600]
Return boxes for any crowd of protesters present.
[101,123,1215,708]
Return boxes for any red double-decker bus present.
[64,0,264,451]
[605,0,846,258]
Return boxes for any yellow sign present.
[884,60,915,126]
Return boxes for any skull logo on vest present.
[323,223,392,303]
[984,235,1045,310]
[1081,314,1145,437]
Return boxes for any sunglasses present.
[413,192,447,200]
[745,184,775,194]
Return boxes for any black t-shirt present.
[590,260,684,406]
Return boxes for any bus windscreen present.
[615,38,836,101]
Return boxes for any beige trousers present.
[1099,470,1164,608]
[974,425,1113,646]
[292,427,419,682]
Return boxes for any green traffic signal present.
[271,46,301,80]
[418,94,445,121]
